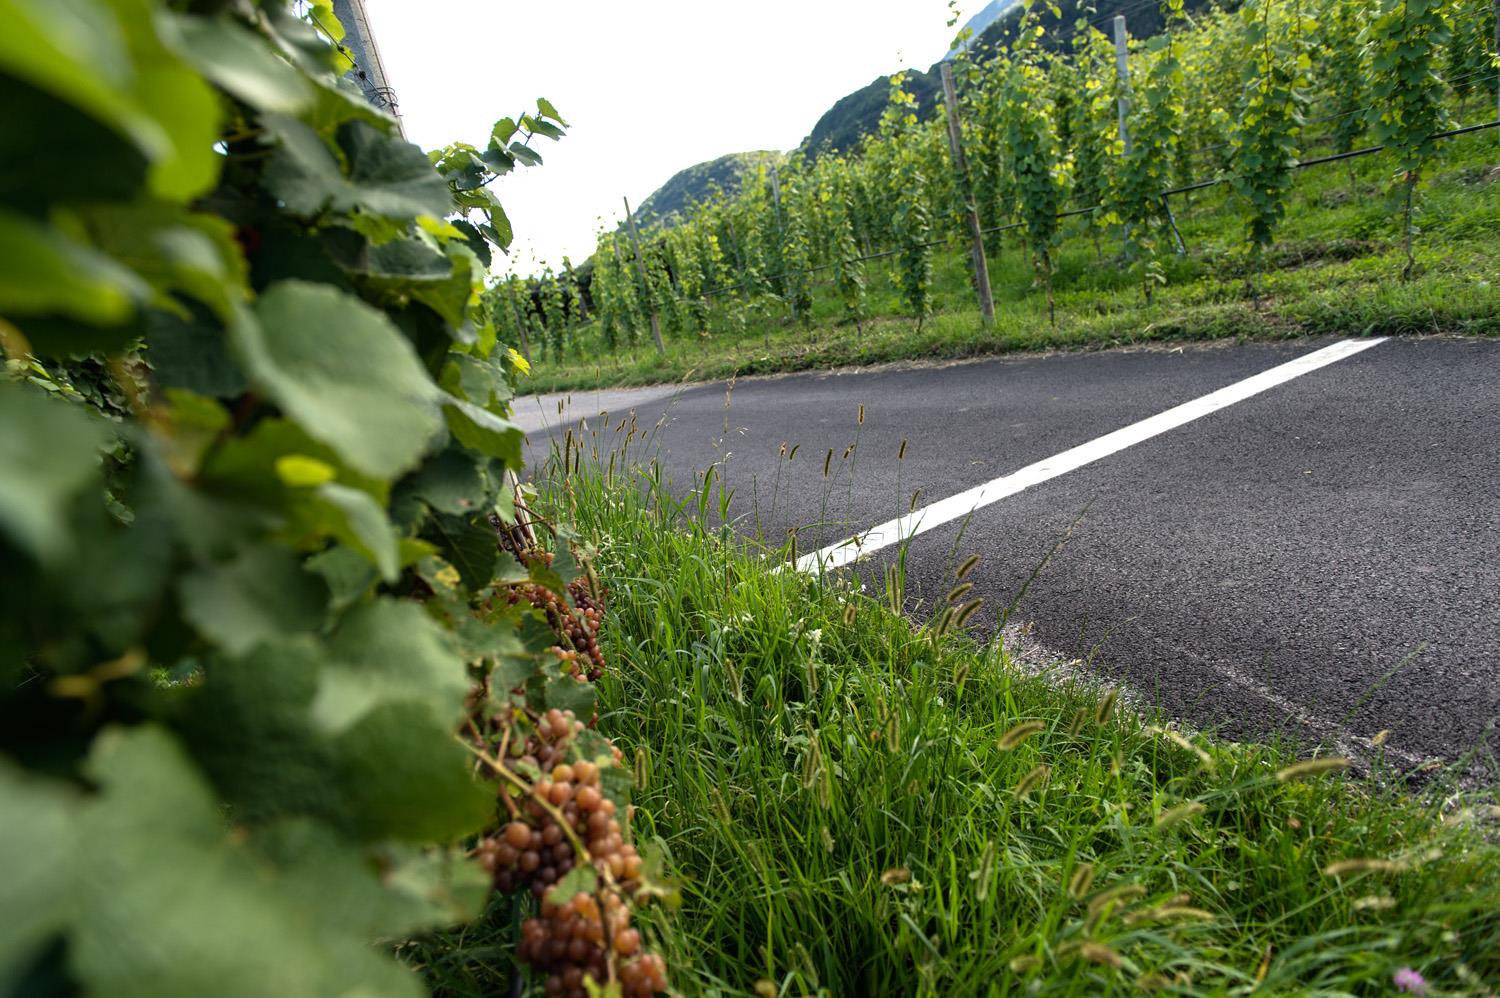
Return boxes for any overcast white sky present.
[361,0,976,275]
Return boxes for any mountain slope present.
[631,151,786,231]
[800,69,943,157]
[943,0,1024,60]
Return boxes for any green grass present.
[410,458,1500,997]
[527,131,1500,394]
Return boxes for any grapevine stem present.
[457,738,593,864]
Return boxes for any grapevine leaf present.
[449,217,492,267]
[232,281,442,479]
[311,482,401,582]
[202,418,386,507]
[442,354,515,410]
[346,237,476,331]
[451,599,530,665]
[72,725,428,998]
[180,637,335,823]
[0,71,151,207]
[544,865,598,905]
[424,511,503,592]
[0,761,79,989]
[333,703,494,841]
[67,200,249,320]
[634,838,684,908]
[307,545,378,614]
[144,305,248,397]
[264,117,453,221]
[178,543,329,655]
[398,445,493,517]
[535,98,567,126]
[334,231,453,280]
[166,12,313,115]
[0,206,146,324]
[488,656,535,698]
[490,117,518,146]
[0,383,109,564]
[536,670,596,718]
[441,394,524,467]
[373,842,493,928]
[488,202,514,249]
[311,598,468,735]
[0,0,220,200]
[508,141,543,167]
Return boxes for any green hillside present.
[800,68,943,156]
[631,150,786,231]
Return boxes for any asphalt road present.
[517,337,1500,772]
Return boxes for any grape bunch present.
[471,708,665,996]
[505,551,608,681]
[518,891,668,997]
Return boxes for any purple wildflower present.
[1393,967,1427,996]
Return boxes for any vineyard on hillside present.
[495,0,1500,382]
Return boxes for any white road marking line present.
[796,337,1389,573]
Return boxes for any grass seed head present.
[946,582,974,603]
[954,598,984,628]
[1155,800,1206,830]
[956,554,980,578]
[1277,757,1352,782]
[857,403,865,424]
[1067,862,1097,899]
[1322,858,1405,877]
[998,720,1047,751]
[1086,883,1148,918]
[1352,895,1397,910]
[1151,726,1215,768]
[1079,942,1123,969]
[1009,955,1042,974]
[1014,763,1051,798]
[1094,688,1119,725]
[1126,905,1216,925]
[971,839,996,900]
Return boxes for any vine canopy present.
[0,0,593,995]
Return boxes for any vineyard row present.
[488,0,1500,358]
